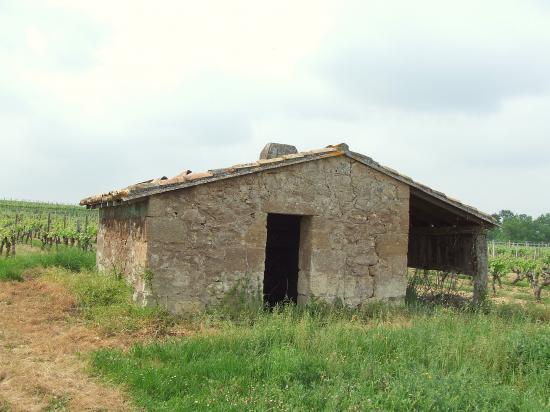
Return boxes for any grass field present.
[91,305,550,411]
[1,248,549,411]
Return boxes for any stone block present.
[309,272,328,296]
[261,200,318,216]
[297,270,310,299]
[385,255,408,276]
[147,216,187,243]
[356,273,374,298]
[245,220,267,246]
[375,234,408,257]
[224,247,248,272]
[169,298,203,314]
[352,251,379,267]
[310,230,330,249]
[147,195,171,217]
[246,247,265,272]
[397,183,410,200]
[371,262,407,299]
[311,250,346,273]
[326,273,344,298]
[181,208,205,223]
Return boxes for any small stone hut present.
[81,143,496,312]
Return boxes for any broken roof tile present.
[186,171,214,180]
[159,176,186,186]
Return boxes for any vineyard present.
[0,200,98,257]
[489,244,550,302]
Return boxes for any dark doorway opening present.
[263,213,302,306]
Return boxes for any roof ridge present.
[79,143,496,226]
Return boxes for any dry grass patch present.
[0,277,133,411]
[0,265,200,411]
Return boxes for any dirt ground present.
[0,279,135,412]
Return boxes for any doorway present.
[263,213,302,306]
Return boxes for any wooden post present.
[76,219,81,247]
[11,236,16,257]
[473,230,488,304]
[15,214,19,243]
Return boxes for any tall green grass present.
[92,304,550,411]
[43,268,174,335]
[0,247,95,281]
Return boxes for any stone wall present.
[143,155,409,312]
[97,201,150,304]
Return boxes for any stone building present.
[81,143,496,313]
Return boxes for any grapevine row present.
[0,211,98,257]
[489,248,550,302]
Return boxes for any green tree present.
[489,210,550,242]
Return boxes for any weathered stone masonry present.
[86,143,495,313]
[98,155,409,313]
[97,202,150,304]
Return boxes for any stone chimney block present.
[259,143,298,160]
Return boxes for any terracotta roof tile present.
[233,162,260,170]
[257,157,284,165]
[186,171,214,180]
[282,153,305,160]
[79,143,495,226]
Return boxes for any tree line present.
[489,210,550,243]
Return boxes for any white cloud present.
[25,26,48,57]
[318,0,550,111]
[0,0,549,216]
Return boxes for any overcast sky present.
[1,0,549,216]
